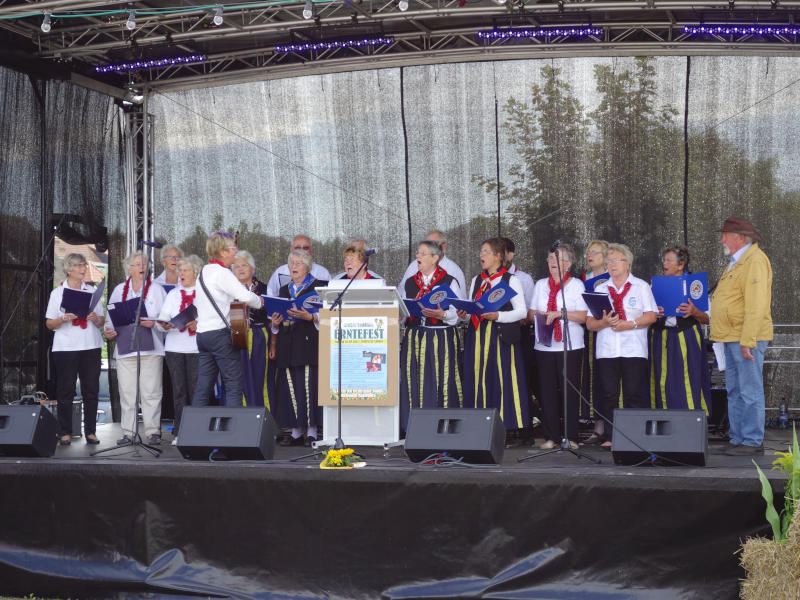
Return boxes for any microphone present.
[549,239,561,253]
[364,248,378,256]
[139,240,163,248]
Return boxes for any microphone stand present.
[328,257,370,450]
[520,245,599,464]
[93,243,161,458]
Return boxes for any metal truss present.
[3,0,800,92]
[123,107,154,257]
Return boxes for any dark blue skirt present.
[649,324,710,414]
[277,365,320,429]
[462,320,529,430]
[400,325,463,432]
[240,325,277,419]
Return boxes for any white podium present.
[315,283,408,447]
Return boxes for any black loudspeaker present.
[177,406,276,460]
[611,409,708,466]
[0,405,59,457]
[405,408,505,464]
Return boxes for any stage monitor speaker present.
[0,405,59,457]
[611,409,707,466]
[177,406,276,460]
[404,408,505,464]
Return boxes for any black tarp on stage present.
[0,435,780,600]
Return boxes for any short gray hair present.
[418,240,443,259]
[160,244,183,262]
[606,243,634,270]
[234,250,255,270]
[178,254,203,276]
[122,251,145,271]
[288,249,312,272]
[62,253,87,276]
[547,242,575,264]
[426,230,446,246]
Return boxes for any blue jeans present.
[193,328,244,408]
[724,341,768,447]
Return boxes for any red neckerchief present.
[179,289,196,336]
[410,266,447,325]
[122,277,151,303]
[209,260,226,268]
[62,280,88,329]
[608,281,632,321]
[471,267,506,329]
[346,272,371,280]
[547,273,571,342]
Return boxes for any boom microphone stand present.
[93,242,161,458]
[328,252,372,450]
[520,241,599,464]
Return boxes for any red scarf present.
[179,289,196,336]
[410,266,447,325]
[471,268,506,329]
[209,260,226,268]
[62,281,88,329]
[547,274,571,342]
[608,281,632,321]
[122,277,151,303]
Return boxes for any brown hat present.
[720,216,762,241]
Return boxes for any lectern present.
[315,281,408,446]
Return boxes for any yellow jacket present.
[709,243,773,347]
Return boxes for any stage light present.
[213,5,224,26]
[477,26,603,41]
[124,89,145,104]
[126,9,136,31]
[41,12,51,33]
[682,24,800,37]
[398,0,409,11]
[274,35,394,53]
[94,54,208,73]
[303,0,313,20]
[492,0,508,4]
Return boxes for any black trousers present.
[52,348,101,436]
[596,356,649,442]
[534,349,582,442]
[164,351,198,433]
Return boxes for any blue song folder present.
[583,272,610,292]
[263,291,321,319]
[142,304,198,330]
[107,297,148,328]
[651,272,709,317]
[403,284,455,318]
[534,313,554,347]
[582,292,614,320]
[448,280,517,315]
[60,279,105,319]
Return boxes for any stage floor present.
[0,421,790,600]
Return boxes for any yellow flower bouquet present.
[320,447,361,469]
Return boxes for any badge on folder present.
[651,272,709,317]
[403,284,455,318]
[448,280,517,315]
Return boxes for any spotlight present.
[491,0,507,4]
[41,11,51,33]
[213,5,223,26]
[124,88,145,104]
[303,0,313,19]
[126,9,136,31]
[398,0,409,10]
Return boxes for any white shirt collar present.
[727,243,752,271]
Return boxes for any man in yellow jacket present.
[710,216,773,455]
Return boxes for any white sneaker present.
[171,438,178,446]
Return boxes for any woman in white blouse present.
[156,255,202,444]
[529,243,588,450]
[105,251,167,445]
[45,253,105,446]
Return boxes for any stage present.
[0,421,787,600]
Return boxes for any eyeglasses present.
[586,250,602,257]
[606,257,627,265]
[479,249,496,256]
[416,251,433,257]
[293,245,311,251]
[163,255,180,260]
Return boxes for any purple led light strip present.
[476,27,603,40]
[274,36,394,53]
[683,25,800,36]
[95,54,207,73]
